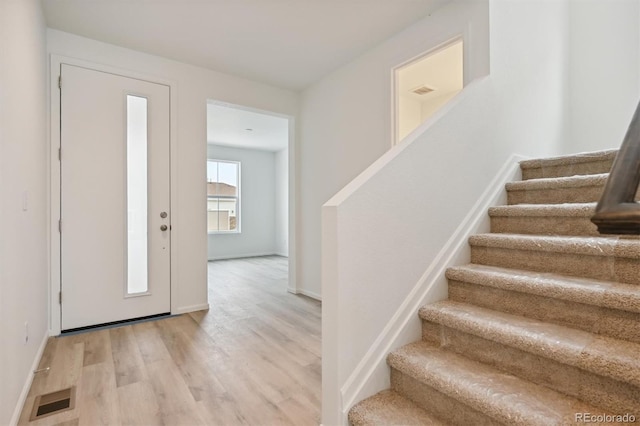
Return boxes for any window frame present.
[207,159,241,234]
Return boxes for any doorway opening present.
[394,39,464,144]
[205,101,292,290]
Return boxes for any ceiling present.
[207,103,289,151]
[41,0,449,90]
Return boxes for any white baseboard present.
[339,154,527,418]
[207,251,279,261]
[174,303,210,314]
[10,331,50,426]
[297,288,322,301]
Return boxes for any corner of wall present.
[321,204,341,425]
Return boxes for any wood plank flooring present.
[18,256,321,426]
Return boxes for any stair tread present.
[520,150,617,169]
[469,233,640,258]
[489,202,596,217]
[350,150,636,424]
[419,300,640,387]
[389,341,605,425]
[446,264,640,313]
[348,390,446,426]
[506,173,608,191]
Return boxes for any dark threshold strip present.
[61,312,172,335]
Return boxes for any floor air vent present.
[30,387,76,421]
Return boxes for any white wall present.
[298,0,490,301]
[420,90,459,120]
[398,96,422,140]
[565,0,640,154]
[47,30,298,315]
[275,148,289,256]
[399,91,460,140]
[207,144,278,260]
[321,0,570,423]
[0,1,49,424]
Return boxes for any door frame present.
[205,99,298,295]
[49,55,179,335]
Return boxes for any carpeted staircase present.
[349,149,640,425]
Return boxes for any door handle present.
[160,225,168,231]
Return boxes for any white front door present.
[60,64,171,331]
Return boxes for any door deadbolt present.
[160,224,168,231]
[160,212,168,218]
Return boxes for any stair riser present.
[448,280,640,343]
[390,369,498,426]
[490,216,598,236]
[507,185,604,205]
[522,160,613,180]
[421,322,640,415]
[470,246,640,286]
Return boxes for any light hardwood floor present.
[18,256,321,426]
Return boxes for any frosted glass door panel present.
[127,95,148,294]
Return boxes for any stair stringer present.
[338,154,528,424]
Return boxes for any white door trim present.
[49,55,179,335]
[205,99,297,294]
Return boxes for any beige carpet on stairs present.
[349,149,640,426]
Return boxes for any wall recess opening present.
[394,38,464,143]
[30,387,76,421]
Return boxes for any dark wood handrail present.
[591,101,640,234]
